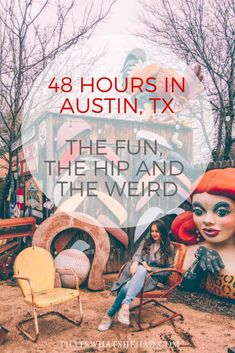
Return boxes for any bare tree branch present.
[0,0,117,214]
[139,0,235,160]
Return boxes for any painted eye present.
[216,208,230,217]
[193,208,204,216]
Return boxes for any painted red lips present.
[202,228,220,237]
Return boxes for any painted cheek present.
[193,216,204,228]
[217,216,235,229]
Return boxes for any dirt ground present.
[0,276,235,353]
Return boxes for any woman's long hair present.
[142,220,173,265]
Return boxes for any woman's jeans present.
[107,265,148,317]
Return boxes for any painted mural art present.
[171,168,235,300]
[25,177,43,218]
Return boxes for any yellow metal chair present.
[14,246,83,342]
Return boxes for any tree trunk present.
[223,118,233,160]
[0,179,5,218]
[212,115,224,161]
[2,149,12,218]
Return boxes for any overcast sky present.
[94,0,144,36]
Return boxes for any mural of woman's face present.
[150,223,160,242]
[192,193,235,243]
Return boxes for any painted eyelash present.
[215,206,230,211]
[192,208,204,215]
[216,208,231,214]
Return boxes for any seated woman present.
[98,220,176,331]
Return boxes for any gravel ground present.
[104,278,235,319]
[170,288,235,319]
[1,279,235,353]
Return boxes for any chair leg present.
[16,296,83,342]
[16,306,39,342]
[149,299,183,328]
[130,298,154,331]
[130,299,183,331]
[137,292,144,331]
[50,295,83,326]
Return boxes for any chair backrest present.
[168,242,186,286]
[14,246,55,297]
